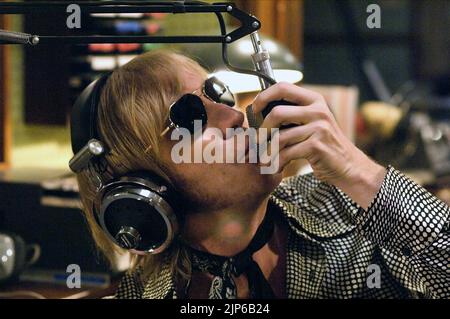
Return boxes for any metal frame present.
[0,1,261,44]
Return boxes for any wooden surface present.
[0,14,12,168]
[0,280,119,299]
[235,0,304,60]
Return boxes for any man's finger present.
[278,123,316,150]
[274,139,314,173]
[259,105,326,130]
[252,82,321,114]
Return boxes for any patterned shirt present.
[114,166,450,299]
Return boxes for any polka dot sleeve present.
[356,166,449,256]
[353,166,450,297]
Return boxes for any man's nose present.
[204,101,245,137]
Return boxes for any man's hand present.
[252,82,387,210]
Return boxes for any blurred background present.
[0,0,449,298]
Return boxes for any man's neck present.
[180,197,270,257]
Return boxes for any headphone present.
[69,73,180,255]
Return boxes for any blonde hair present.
[76,50,208,285]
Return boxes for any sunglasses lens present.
[170,94,207,133]
[204,76,235,107]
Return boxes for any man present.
[73,51,449,299]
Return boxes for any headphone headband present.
[69,73,111,172]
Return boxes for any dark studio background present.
[303,0,450,102]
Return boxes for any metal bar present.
[0,2,229,14]
[0,1,213,6]
[0,7,227,14]
[4,35,226,45]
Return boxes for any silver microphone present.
[246,31,275,129]
[250,31,275,90]
[245,31,297,130]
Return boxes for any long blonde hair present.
[76,50,207,284]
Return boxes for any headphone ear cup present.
[96,174,179,255]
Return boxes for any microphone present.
[245,32,296,129]
[0,29,39,45]
[250,31,275,91]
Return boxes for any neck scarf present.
[186,209,275,299]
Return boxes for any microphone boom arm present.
[0,1,261,45]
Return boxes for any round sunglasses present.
[160,76,235,136]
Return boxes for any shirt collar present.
[141,180,360,299]
[269,180,360,240]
